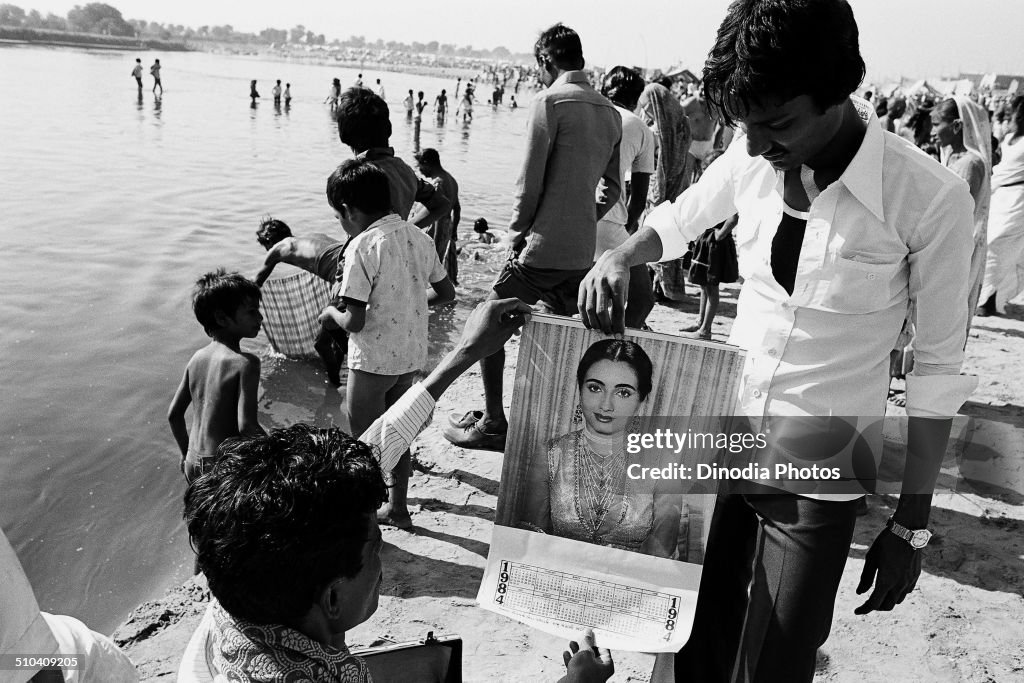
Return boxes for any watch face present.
[911,529,932,549]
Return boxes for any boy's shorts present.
[184,451,217,484]
[492,247,591,316]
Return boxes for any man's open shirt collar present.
[834,96,886,223]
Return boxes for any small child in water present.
[473,217,497,244]
[250,80,260,104]
[168,270,265,483]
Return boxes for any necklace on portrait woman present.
[573,426,629,541]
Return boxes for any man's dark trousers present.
[675,481,859,682]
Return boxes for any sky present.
[27,0,1024,82]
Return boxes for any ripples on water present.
[0,46,530,631]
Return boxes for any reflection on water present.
[0,45,528,631]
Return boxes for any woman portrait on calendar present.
[521,338,692,559]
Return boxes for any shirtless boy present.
[254,217,349,384]
[168,270,265,483]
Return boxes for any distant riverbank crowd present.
[4,1,1024,681]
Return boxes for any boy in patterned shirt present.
[319,159,455,529]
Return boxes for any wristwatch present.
[886,515,933,549]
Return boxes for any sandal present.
[448,409,484,429]
[442,419,507,452]
[886,388,907,408]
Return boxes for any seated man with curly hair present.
[177,299,613,683]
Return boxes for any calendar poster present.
[478,316,746,652]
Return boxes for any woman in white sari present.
[931,96,992,327]
[979,95,1024,315]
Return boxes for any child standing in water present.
[414,91,428,122]
[249,80,260,104]
[168,270,265,483]
[319,159,455,528]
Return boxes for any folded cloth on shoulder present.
[177,601,370,683]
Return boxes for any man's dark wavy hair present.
[336,87,392,151]
[534,23,584,70]
[602,66,646,111]
[184,424,388,624]
[702,0,865,125]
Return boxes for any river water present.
[0,45,527,632]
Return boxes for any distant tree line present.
[0,2,530,61]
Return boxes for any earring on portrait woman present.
[573,404,583,425]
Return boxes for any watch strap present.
[887,515,931,548]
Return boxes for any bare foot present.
[377,507,413,530]
[680,324,702,333]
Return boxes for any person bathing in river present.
[253,217,349,386]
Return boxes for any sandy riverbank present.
[113,284,1024,682]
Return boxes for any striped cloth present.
[261,271,332,357]
[360,383,435,472]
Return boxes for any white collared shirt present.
[647,98,977,425]
[339,214,447,375]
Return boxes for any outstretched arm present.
[420,299,531,401]
[254,241,293,287]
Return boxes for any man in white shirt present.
[578,1,976,681]
[597,66,656,328]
